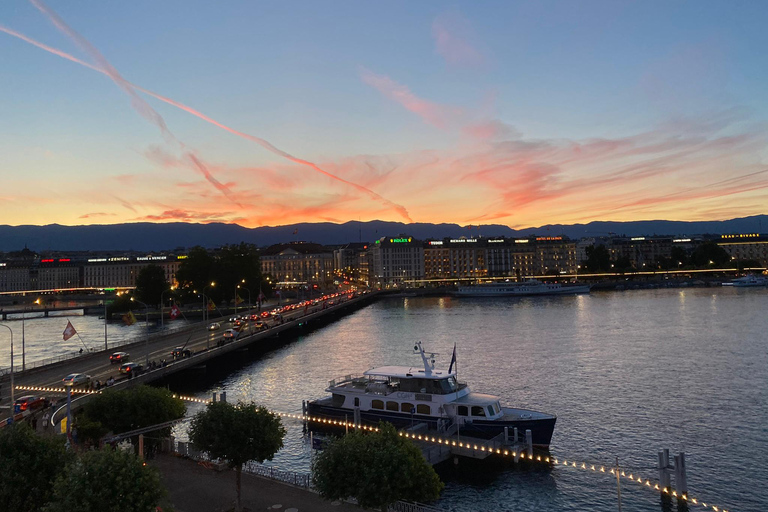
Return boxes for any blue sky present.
[1,1,767,227]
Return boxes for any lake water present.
[6,288,767,511]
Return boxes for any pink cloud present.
[360,68,463,129]
[432,11,488,69]
[79,212,116,219]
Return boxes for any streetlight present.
[237,283,251,314]
[203,282,216,324]
[160,286,176,328]
[0,323,13,406]
[131,297,150,367]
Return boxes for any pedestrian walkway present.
[151,454,361,512]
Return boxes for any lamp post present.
[0,323,13,406]
[203,282,215,324]
[160,287,175,328]
[237,283,251,315]
[131,298,150,367]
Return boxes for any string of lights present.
[12,386,734,511]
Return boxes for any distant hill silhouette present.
[0,215,766,252]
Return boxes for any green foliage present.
[44,448,165,512]
[190,400,285,511]
[690,241,731,267]
[176,244,264,304]
[107,294,133,317]
[0,423,73,512]
[175,246,216,295]
[77,386,186,445]
[312,423,444,509]
[583,244,611,272]
[189,400,285,468]
[134,264,170,306]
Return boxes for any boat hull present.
[306,401,556,447]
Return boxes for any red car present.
[14,395,46,413]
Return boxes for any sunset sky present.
[2,1,767,229]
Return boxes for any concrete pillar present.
[525,430,533,457]
[220,391,226,403]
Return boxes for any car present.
[62,373,91,386]
[109,351,130,364]
[260,311,270,318]
[254,321,266,329]
[119,362,143,375]
[208,322,221,331]
[229,316,240,322]
[222,328,238,339]
[233,319,243,328]
[14,395,46,413]
[172,347,192,358]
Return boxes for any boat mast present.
[413,342,436,376]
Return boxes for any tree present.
[690,241,730,268]
[312,422,444,510]
[176,246,216,295]
[584,244,611,272]
[134,264,169,307]
[0,423,73,512]
[190,400,285,511]
[76,385,186,446]
[45,448,165,512]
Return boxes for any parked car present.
[208,322,221,331]
[119,362,143,375]
[172,347,192,358]
[14,395,46,413]
[109,351,130,364]
[62,373,91,386]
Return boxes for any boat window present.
[331,393,345,408]
[401,402,415,413]
[471,406,486,417]
[493,402,500,414]
[371,400,384,410]
[354,397,360,407]
[457,405,468,416]
[487,406,495,417]
[386,401,399,411]
[417,404,430,415]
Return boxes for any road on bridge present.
[0,291,366,414]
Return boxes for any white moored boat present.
[724,274,768,287]
[455,279,590,297]
[306,342,556,447]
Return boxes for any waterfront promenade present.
[153,454,362,512]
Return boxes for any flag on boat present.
[448,343,457,374]
[62,320,77,341]
[207,298,216,311]
[122,311,137,326]
[169,303,180,319]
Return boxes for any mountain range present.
[1,215,766,253]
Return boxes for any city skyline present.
[2,1,768,229]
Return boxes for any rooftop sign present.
[488,239,505,243]
[428,241,443,245]
[449,238,477,243]
[390,238,412,243]
[137,256,167,261]
[721,233,759,239]
[536,236,563,241]
[631,237,646,241]
[515,239,529,244]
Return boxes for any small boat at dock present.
[723,274,768,287]
[306,342,556,447]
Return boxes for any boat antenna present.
[413,341,436,375]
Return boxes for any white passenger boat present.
[724,274,768,287]
[455,279,590,297]
[306,342,556,447]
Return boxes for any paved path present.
[152,453,362,512]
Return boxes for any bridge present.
[0,290,379,424]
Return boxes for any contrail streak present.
[24,0,240,204]
[4,9,412,221]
